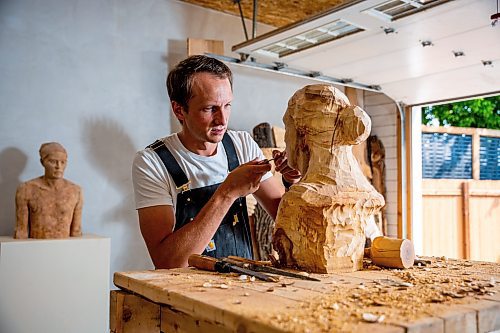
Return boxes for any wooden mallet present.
[365,236,415,269]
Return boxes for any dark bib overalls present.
[148,133,253,259]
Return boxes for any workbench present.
[111,257,499,333]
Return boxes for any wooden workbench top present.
[113,257,499,333]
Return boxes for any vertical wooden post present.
[396,106,403,238]
[472,131,480,180]
[462,181,471,259]
[405,105,413,241]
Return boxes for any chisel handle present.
[188,254,218,272]
[226,256,272,267]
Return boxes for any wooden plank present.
[421,125,477,135]
[110,290,160,333]
[472,132,480,180]
[115,270,303,332]
[161,305,231,333]
[464,300,500,333]
[370,113,397,126]
[469,195,500,262]
[364,92,396,107]
[469,190,500,196]
[187,38,224,56]
[390,316,444,333]
[421,125,500,138]
[422,189,462,196]
[421,193,463,258]
[397,107,402,238]
[462,182,470,259]
[437,306,477,333]
[405,105,413,241]
[113,260,500,333]
[114,269,407,332]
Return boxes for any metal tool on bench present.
[225,256,321,282]
[188,254,278,282]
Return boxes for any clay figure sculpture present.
[14,142,83,239]
[272,84,385,273]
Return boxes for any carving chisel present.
[188,254,278,282]
[225,256,321,282]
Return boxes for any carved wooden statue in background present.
[14,142,83,239]
[272,84,385,273]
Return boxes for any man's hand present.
[272,150,301,185]
[218,159,272,200]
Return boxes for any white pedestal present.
[0,235,110,333]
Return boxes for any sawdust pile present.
[258,257,499,332]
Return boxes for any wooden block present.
[392,317,444,333]
[370,236,415,269]
[110,290,160,333]
[464,300,500,333]
[187,38,224,56]
[349,322,405,333]
[161,306,232,333]
[161,305,289,333]
[437,307,477,333]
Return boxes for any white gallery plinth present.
[0,234,110,333]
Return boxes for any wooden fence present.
[421,126,500,263]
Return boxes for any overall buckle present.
[176,181,191,193]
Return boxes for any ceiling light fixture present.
[492,0,500,26]
[383,27,396,34]
[482,60,494,67]
[421,40,433,47]
[453,50,465,57]
[273,62,287,70]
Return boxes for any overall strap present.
[222,133,240,171]
[149,133,240,190]
[147,140,189,191]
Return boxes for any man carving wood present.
[273,84,385,273]
[14,142,83,239]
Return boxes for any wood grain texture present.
[370,236,415,269]
[187,38,224,56]
[180,0,356,28]
[273,84,385,273]
[110,290,160,333]
[113,256,500,333]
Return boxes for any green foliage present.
[422,95,500,129]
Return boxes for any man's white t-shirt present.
[132,130,272,211]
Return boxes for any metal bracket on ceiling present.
[205,52,382,93]
[233,0,259,41]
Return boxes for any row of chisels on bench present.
[188,254,321,282]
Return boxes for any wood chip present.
[362,313,385,323]
[329,303,340,310]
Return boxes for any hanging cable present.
[252,0,258,39]
[233,0,249,40]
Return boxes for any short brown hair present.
[166,55,233,109]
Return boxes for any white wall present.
[363,91,399,237]
[0,0,319,286]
